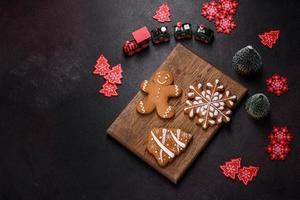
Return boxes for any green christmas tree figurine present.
[245,93,270,119]
[232,45,262,76]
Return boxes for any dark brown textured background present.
[0,0,299,199]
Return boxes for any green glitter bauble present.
[232,45,262,76]
[245,93,270,119]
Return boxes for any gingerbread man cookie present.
[136,70,182,119]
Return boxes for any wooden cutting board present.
[107,44,247,183]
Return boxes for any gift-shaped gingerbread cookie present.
[147,128,192,167]
[136,70,182,119]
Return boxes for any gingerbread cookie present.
[147,128,192,167]
[184,79,237,129]
[137,70,182,119]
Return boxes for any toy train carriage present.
[151,26,171,44]
[194,25,214,44]
[123,26,151,56]
[174,22,193,40]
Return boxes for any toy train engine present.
[194,24,214,44]
[174,22,193,40]
[123,26,151,56]
[151,26,171,44]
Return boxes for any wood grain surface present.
[107,44,248,183]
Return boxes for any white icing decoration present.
[151,130,174,160]
[142,80,148,91]
[175,85,180,96]
[163,106,172,118]
[170,130,186,149]
[139,101,145,113]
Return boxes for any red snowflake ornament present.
[93,54,110,76]
[237,166,259,186]
[201,1,220,21]
[268,127,293,145]
[215,15,236,34]
[104,64,123,85]
[153,3,171,23]
[220,158,241,179]
[259,30,280,48]
[219,0,238,15]
[266,143,291,160]
[266,73,288,96]
[99,81,118,97]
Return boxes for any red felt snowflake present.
[201,1,220,21]
[104,64,123,84]
[153,3,171,23]
[215,15,236,34]
[259,30,280,48]
[268,127,293,145]
[237,166,259,186]
[266,143,291,160]
[266,73,288,96]
[220,158,241,179]
[99,81,118,97]
[219,0,238,15]
[93,54,110,76]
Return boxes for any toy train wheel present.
[126,51,135,56]
[141,43,149,48]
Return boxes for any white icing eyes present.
[164,76,168,80]
[158,75,161,78]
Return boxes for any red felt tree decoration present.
[220,157,241,179]
[237,166,259,186]
[153,3,171,23]
[93,54,111,76]
[104,64,123,85]
[259,30,280,48]
[99,81,118,97]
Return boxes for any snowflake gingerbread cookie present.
[137,70,182,119]
[184,79,237,129]
[147,128,192,167]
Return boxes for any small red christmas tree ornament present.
[215,15,236,34]
[104,64,123,85]
[268,127,293,145]
[266,73,288,96]
[220,157,241,179]
[259,30,280,48]
[93,54,110,76]
[218,0,238,15]
[99,81,118,97]
[266,143,291,160]
[237,166,259,186]
[201,1,220,21]
[153,3,171,23]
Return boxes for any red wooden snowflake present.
[104,64,123,84]
[237,166,259,186]
[215,15,236,34]
[99,81,118,97]
[268,127,293,145]
[201,1,220,21]
[93,54,110,76]
[266,73,288,96]
[259,30,280,48]
[220,157,241,179]
[266,143,291,160]
[219,0,238,15]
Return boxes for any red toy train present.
[123,23,214,56]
